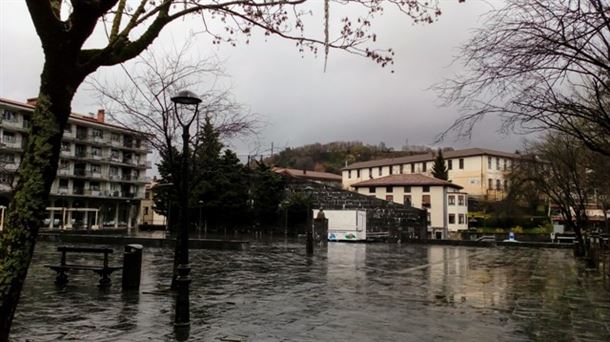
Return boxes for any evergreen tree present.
[431,149,449,180]
[248,162,286,227]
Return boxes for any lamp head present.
[171,90,202,105]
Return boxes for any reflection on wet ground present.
[12,242,610,341]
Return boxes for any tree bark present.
[0,62,77,341]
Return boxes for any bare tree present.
[0,1,451,337]
[438,0,610,156]
[511,132,592,252]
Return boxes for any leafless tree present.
[511,132,593,251]
[438,0,610,156]
[89,43,258,173]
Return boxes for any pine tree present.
[432,149,449,180]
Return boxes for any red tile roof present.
[343,148,519,170]
[352,173,463,189]
[273,167,342,182]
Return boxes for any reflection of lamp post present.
[304,186,314,255]
[171,90,201,335]
[198,200,203,235]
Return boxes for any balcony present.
[72,187,85,195]
[57,169,71,176]
[73,169,86,177]
[121,174,132,181]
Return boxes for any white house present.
[352,173,468,239]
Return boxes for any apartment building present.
[352,174,468,239]
[342,148,519,200]
[0,97,151,229]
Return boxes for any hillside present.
[268,141,451,174]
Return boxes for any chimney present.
[97,109,105,123]
[26,97,38,106]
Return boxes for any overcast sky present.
[0,0,523,162]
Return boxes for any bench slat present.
[45,265,122,271]
[57,246,113,254]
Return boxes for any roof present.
[273,167,342,182]
[0,97,149,136]
[352,173,463,189]
[343,148,520,170]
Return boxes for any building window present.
[348,170,352,179]
[368,168,373,179]
[459,158,464,169]
[3,109,16,121]
[90,164,101,174]
[488,178,493,189]
[91,146,101,156]
[64,124,72,133]
[111,149,120,160]
[111,133,121,142]
[404,195,411,206]
[488,156,492,169]
[378,166,382,176]
[496,179,501,190]
[504,179,508,191]
[369,186,375,194]
[404,186,411,193]
[75,144,86,158]
[144,207,149,215]
[22,118,31,129]
[458,214,465,224]
[91,129,103,138]
[145,189,151,200]
[385,195,394,202]
[410,163,415,173]
[399,165,404,174]
[448,195,455,205]
[59,160,69,169]
[503,159,507,171]
[386,186,393,193]
[448,214,455,224]
[447,159,452,170]
[422,194,431,208]
[109,166,119,176]
[389,166,393,175]
[0,153,15,164]
[76,126,87,139]
[423,185,430,193]
[59,179,69,189]
[496,157,500,170]
[61,142,71,151]
[2,132,15,143]
[356,169,360,177]
[89,181,100,191]
[422,162,427,172]
[458,195,465,206]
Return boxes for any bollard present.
[122,244,143,290]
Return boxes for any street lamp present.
[171,90,201,335]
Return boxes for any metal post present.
[171,90,201,335]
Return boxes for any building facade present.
[139,181,168,228]
[0,97,151,230]
[342,148,519,200]
[352,174,468,239]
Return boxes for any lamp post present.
[171,90,201,334]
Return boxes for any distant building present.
[0,97,151,230]
[342,148,519,200]
[139,181,168,228]
[352,173,468,239]
[273,167,342,187]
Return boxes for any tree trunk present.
[0,63,75,340]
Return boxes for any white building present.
[0,97,151,230]
[342,148,519,200]
[352,173,468,239]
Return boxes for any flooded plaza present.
[10,241,610,341]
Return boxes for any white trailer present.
[314,209,367,241]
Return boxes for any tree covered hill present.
[268,141,447,174]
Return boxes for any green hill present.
[268,141,446,174]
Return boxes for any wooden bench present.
[45,246,122,287]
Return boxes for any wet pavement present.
[11,241,610,341]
